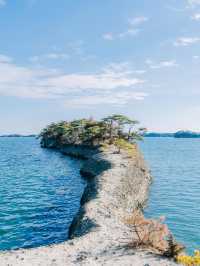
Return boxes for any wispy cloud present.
[191,13,200,20]
[145,59,178,69]
[188,0,200,6]
[103,62,146,76]
[174,37,200,46]
[0,54,12,63]
[0,56,145,104]
[64,91,148,107]
[128,16,149,26]
[193,55,200,59]
[45,53,69,60]
[102,33,114,41]
[103,29,140,41]
[30,53,70,63]
[165,5,186,12]
[118,28,140,39]
[103,16,148,41]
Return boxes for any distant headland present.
[1,130,200,139]
[144,130,200,138]
[0,134,37,138]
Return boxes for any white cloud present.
[64,91,148,107]
[0,0,6,7]
[103,29,140,40]
[47,71,144,92]
[132,70,146,75]
[192,13,200,20]
[174,37,200,46]
[102,33,114,41]
[193,55,200,59]
[118,28,140,39]
[0,56,145,102]
[45,53,69,60]
[145,59,178,69]
[102,62,146,76]
[103,16,148,41]
[188,0,200,6]
[129,16,149,26]
[30,53,69,62]
[0,54,12,63]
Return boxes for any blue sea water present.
[140,138,200,254]
[0,137,85,250]
[0,137,199,253]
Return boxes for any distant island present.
[0,134,37,138]
[174,131,200,138]
[144,130,200,138]
[144,132,174,137]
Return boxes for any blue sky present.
[1,0,200,134]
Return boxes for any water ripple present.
[0,137,85,250]
[140,138,200,254]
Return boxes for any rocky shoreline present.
[0,145,177,265]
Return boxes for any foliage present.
[176,250,200,266]
[164,234,185,258]
[114,138,136,155]
[126,210,184,257]
[126,210,169,252]
[39,114,145,148]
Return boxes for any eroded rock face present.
[65,145,152,239]
[0,145,178,266]
[40,137,57,148]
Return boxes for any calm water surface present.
[140,138,200,253]
[0,137,199,252]
[0,137,85,250]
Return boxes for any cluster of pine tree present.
[39,114,146,148]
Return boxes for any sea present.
[0,137,85,250]
[0,136,199,253]
[140,137,200,254]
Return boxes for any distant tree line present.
[39,114,146,148]
[174,131,200,138]
[144,131,200,138]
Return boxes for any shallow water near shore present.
[140,137,200,254]
[0,137,85,250]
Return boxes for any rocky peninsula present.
[0,115,178,265]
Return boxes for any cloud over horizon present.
[0,56,146,106]
[1,0,200,133]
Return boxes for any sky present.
[1,0,200,134]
